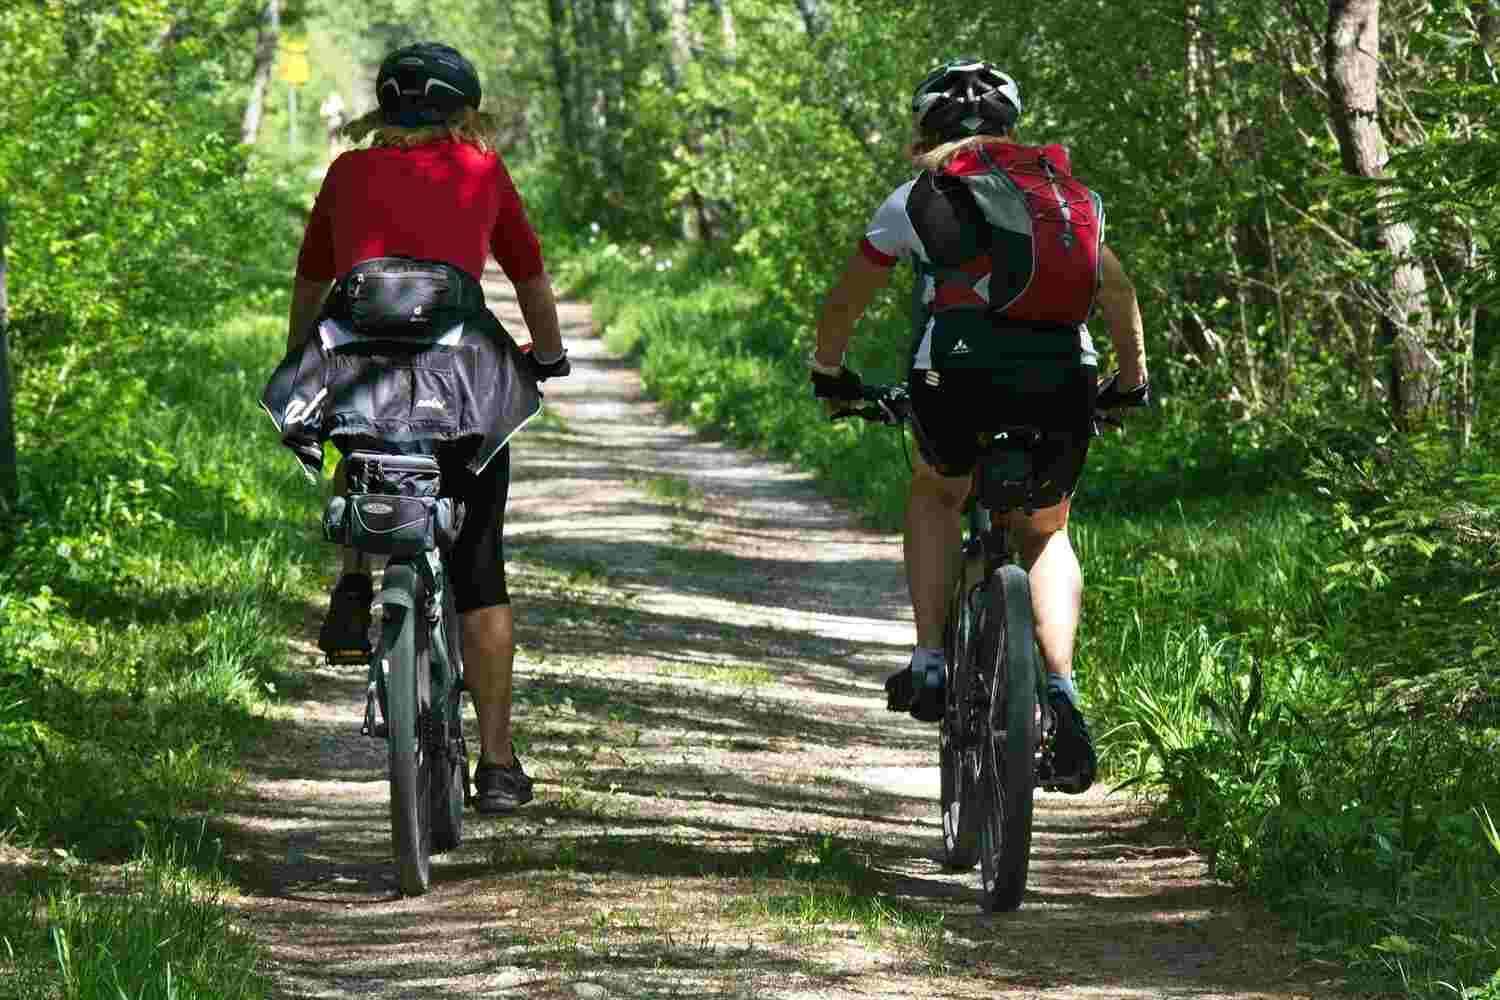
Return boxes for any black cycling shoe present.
[1042,689,1097,794]
[885,668,913,712]
[884,664,944,723]
[473,746,534,814]
[318,573,373,665]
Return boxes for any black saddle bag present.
[322,451,465,556]
[329,257,487,335]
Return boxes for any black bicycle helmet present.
[911,58,1022,142]
[376,43,481,127]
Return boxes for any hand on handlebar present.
[521,344,572,381]
[826,382,911,425]
[1093,370,1149,435]
[809,364,865,406]
[1096,370,1149,410]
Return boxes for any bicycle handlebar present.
[829,371,1148,433]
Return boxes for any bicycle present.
[321,450,470,897]
[836,374,1142,912]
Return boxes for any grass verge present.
[1,306,320,994]
[0,821,266,999]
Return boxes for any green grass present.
[558,238,1500,998]
[0,306,322,995]
[636,474,703,507]
[730,835,944,954]
[1,311,320,856]
[0,822,267,999]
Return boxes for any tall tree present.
[546,0,580,152]
[1325,0,1439,426]
[241,0,282,145]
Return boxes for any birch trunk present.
[1325,0,1439,427]
[240,0,280,145]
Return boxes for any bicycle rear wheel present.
[977,563,1039,912]
[940,568,982,870]
[429,579,466,855]
[381,563,433,896]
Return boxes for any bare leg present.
[461,604,517,767]
[905,455,971,649]
[1007,500,1081,680]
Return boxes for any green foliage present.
[0,0,299,336]
[0,822,268,999]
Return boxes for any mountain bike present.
[321,450,469,896]
[836,375,1140,912]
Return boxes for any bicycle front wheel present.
[977,564,1039,912]
[382,563,433,896]
[940,571,982,870]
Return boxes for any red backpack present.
[934,142,1104,326]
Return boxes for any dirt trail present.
[225,274,1329,999]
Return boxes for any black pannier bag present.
[331,256,488,335]
[322,451,465,556]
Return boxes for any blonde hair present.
[910,132,1015,172]
[341,106,500,153]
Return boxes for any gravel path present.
[225,275,1329,999]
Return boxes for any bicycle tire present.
[977,563,1039,912]
[429,579,466,854]
[382,563,433,896]
[939,562,982,870]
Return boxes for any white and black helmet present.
[911,58,1022,142]
[376,43,481,128]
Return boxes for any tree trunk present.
[667,0,692,76]
[666,0,702,240]
[1186,0,1203,149]
[240,0,280,145]
[642,0,676,86]
[712,0,737,55]
[1324,0,1439,427]
[795,0,827,36]
[594,0,625,179]
[546,0,579,153]
[0,201,16,509]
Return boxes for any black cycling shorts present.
[907,364,1097,507]
[441,445,511,612]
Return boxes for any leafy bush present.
[0,0,300,335]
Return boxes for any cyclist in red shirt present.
[810,59,1149,793]
[287,43,568,813]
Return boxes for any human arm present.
[812,249,895,371]
[287,276,333,356]
[1095,244,1147,390]
[513,270,565,361]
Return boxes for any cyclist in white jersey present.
[808,58,1149,792]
